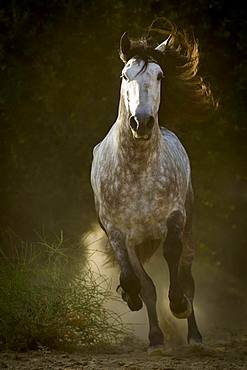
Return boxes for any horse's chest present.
[100,164,174,233]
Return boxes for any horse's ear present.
[119,32,131,63]
[155,34,172,53]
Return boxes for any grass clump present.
[0,231,126,351]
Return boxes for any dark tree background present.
[0,1,246,280]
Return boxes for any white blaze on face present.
[121,58,163,119]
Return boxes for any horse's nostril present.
[147,116,154,129]
[130,116,138,131]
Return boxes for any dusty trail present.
[1,226,247,370]
[1,334,247,370]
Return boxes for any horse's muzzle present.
[129,115,154,140]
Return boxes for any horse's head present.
[119,33,171,140]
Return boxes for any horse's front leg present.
[108,228,143,311]
[127,246,164,349]
[179,263,202,343]
[163,211,192,319]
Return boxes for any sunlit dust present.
[81,223,204,346]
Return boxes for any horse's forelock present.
[121,41,164,67]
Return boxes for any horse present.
[91,23,214,351]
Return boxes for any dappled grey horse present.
[90,27,213,350]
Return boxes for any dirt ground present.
[1,335,247,370]
[1,275,247,370]
[1,229,247,370]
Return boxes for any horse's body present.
[91,118,191,263]
[90,26,213,350]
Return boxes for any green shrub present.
[0,232,126,351]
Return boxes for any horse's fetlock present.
[149,327,164,347]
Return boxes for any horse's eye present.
[157,72,164,81]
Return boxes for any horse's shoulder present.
[160,126,180,143]
[92,122,117,158]
[160,126,190,177]
[92,142,102,157]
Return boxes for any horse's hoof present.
[188,332,203,344]
[147,345,171,356]
[117,285,143,310]
[170,294,192,319]
[127,295,143,311]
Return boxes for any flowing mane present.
[119,19,217,124]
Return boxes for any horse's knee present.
[166,210,184,232]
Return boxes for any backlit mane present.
[119,20,217,124]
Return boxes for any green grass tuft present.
[0,231,126,351]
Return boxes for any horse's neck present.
[114,96,161,167]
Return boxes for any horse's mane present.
[120,19,217,124]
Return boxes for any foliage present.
[0,232,126,351]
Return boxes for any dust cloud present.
[80,223,233,347]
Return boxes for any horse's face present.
[121,58,163,140]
